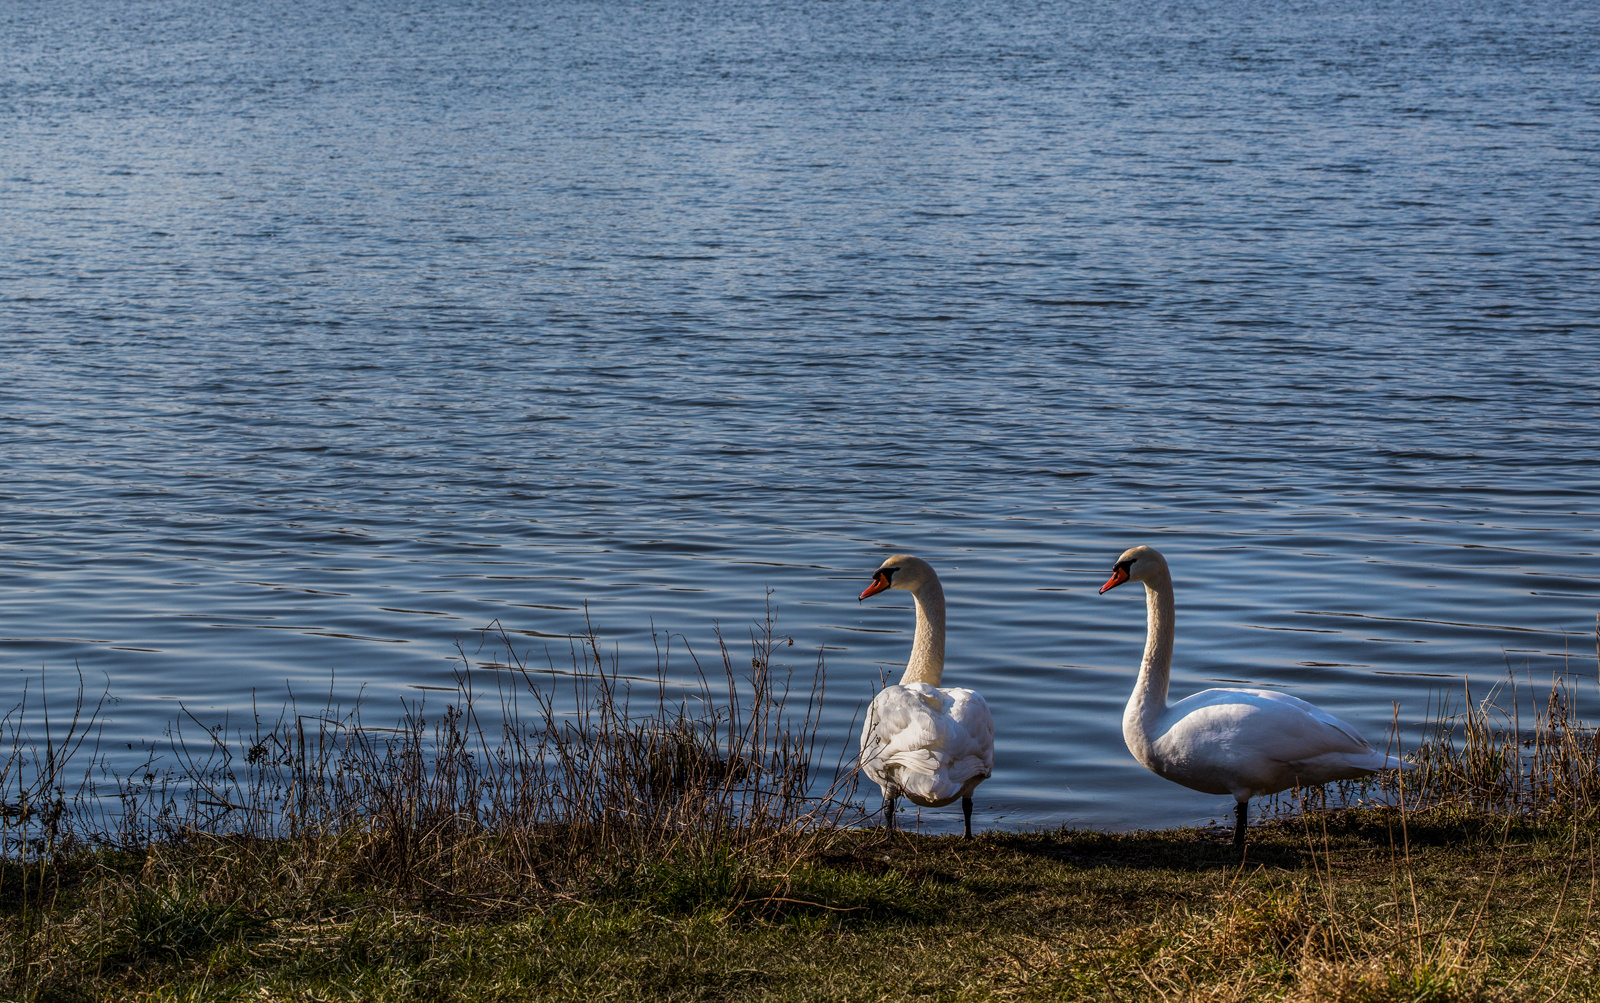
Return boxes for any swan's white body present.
[1100,546,1401,843]
[1127,686,1395,800]
[858,556,994,833]
[861,682,993,808]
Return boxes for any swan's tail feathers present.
[1308,748,1408,781]
[1353,750,1408,775]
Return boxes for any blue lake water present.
[2,0,1598,833]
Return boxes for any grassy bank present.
[5,812,1598,1001]
[5,615,1600,1000]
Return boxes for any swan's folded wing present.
[1247,689,1373,756]
[1167,688,1373,766]
[941,687,995,780]
[860,685,946,787]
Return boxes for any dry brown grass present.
[1267,619,1600,829]
[4,600,850,875]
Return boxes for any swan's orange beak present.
[1099,566,1130,594]
[860,571,891,601]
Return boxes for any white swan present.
[1099,545,1402,846]
[858,555,994,839]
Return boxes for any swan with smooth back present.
[857,555,994,839]
[1099,545,1403,846]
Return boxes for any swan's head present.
[1099,545,1168,594]
[859,554,937,601]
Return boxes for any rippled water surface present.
[3,0,1599,832]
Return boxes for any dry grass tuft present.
[1286,942,1489,1003]
[1269,621,1600,829]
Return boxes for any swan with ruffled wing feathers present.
[858,555,994,839]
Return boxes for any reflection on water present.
[2,0,1598,832]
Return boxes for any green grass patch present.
[5,812,1599,1001]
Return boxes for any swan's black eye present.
[1115,560,1134,572]
[879,567,898,581]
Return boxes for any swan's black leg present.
[885,795,896,832]
[962,796,974,840]
[1233,799,1249,847]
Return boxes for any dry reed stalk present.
[1262,617,1600,829]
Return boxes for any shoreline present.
[6,619,1599,1000]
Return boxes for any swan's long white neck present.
[1123,567,1174,765]
[899,577,946,688]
